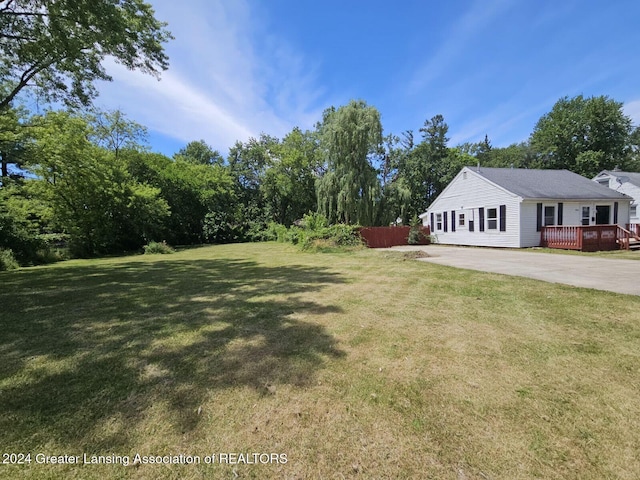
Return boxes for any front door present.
[595,205,610,225]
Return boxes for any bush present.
[34,233,70,264]
[0,213,45,265]
[408,226,430,245]
[300,212,328,231]
[297,221,362,252]
[0,248,20,271]
[408,215,430,245]
[258,213,362,252]
[35,248,69,264]
[262,222,290,243]
[143,241,175,254]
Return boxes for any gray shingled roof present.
[470,167,630,200]
[601,170,640,188]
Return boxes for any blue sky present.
[95,0,640,158]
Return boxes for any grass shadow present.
[0,255,346,450]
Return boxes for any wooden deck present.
[540,225,620,252]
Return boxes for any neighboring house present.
[419,166,632,248]
[593,170,640,224]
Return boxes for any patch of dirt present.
[402,250,430,260]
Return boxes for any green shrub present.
[408,215,430,245]
[143,241,175,254]
[408,226,430,245]
[262,222,290,243]
[35,248,69,264]
[298,223,362,251]
[0,213,45,264]
[258,213,362,252]
[0,248,20,271]
[300,212,328,231]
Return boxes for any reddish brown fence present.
[540,225,619,252]
[359,226,431,248]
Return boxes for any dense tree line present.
[2,94,638,267]
[1,1,639,267]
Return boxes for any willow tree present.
[316,100,382,225]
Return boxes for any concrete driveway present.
[390,245,640,296]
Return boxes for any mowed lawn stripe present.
[1,243,639,479]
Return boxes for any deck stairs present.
[617,225,640,251]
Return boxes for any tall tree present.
[0,102,30,184]
[316,100,383,225]
[174,140,224,166]
[455,139,540,169]
[261,127,320,226]
[0,0,172,108]
[397,114,452,220]
[530,95,634,177]
[30,111,168,255]
[88,109,148,157]
[376,133,411,225]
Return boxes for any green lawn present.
[1,243,639,479]
[525,246,640,260]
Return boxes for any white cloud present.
[95,0,326,154]
[624,100,640,126]
[448,92,561,147]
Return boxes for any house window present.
[459,213,465,226]
[436,213,442,230]
[631,205,637,218]
[544,206,555,226]
[487,208,498,230]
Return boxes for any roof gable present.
[597,170,640,188]
[471,167,630,200]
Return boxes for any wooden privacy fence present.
[359,226,431,248]
[540,225,619,252]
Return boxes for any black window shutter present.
[557,202,563,226]
[469,219,474,232]
[430,212,434,232]
[499,205,506,231]
[536,203,543,232]
[451,210,456,232]
[479,208,485,232]
[614,202,618,224]
[443,211,448,232]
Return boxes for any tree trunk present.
[1,151,8,181]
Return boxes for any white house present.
[420,167,632,248]
[593,170,640,224]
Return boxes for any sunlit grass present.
[1,243,639,479]
[525,246,640,259]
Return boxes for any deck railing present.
[626,223,640,238]
[617,225,632,250]
[540,225,619,252]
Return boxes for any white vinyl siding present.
[592,173,640,223]
[423,168,634,249]
[423,168,521,247]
